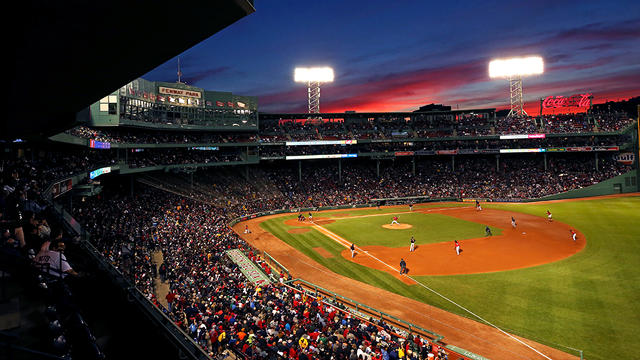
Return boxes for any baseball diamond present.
[237,194,640,360]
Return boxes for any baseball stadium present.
[3,1,640,360]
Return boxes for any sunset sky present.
[144,0,640,115]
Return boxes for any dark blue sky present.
[144,0,640,114]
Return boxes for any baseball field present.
[235,195,640,360]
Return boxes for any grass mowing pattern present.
[260,197,640,359]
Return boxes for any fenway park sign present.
[542,93,591,109]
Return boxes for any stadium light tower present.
[294,67,334,115]
[489,56,544,118]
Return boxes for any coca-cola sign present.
[542,93,591,108]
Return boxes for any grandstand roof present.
[6,0,255,139]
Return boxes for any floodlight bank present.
[294,67,335,83]
[488,56,544,78]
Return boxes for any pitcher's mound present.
[382,224,413,230]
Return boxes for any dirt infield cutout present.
[382,223,413,229]
[287,228,311,234]
[313,247,333,258]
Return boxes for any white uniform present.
[572,232,577,241]
[391,217,399,225]
[410,238,415,252]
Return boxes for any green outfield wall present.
[534,169,638,200]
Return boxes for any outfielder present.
[409,236,415,252]
[547,210,553,222]
[391,216,399,225]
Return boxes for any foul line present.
[311,221,553,360]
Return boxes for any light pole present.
[294,67,334,116]
[489,56,544,118]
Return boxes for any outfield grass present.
[260,197,640,360]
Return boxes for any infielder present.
[409,202,414,211]
[409,236,415,252]
[485,225,492,236]
[570,229,577,242]
[511,216,517,229]
[350,243,355,258]
[454,240,461,255]
[391,216,400,225]
[547,210,553,222]
[308,212,313,221]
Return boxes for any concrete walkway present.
[152,250,169,308]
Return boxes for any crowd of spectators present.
[71,185,454,359]
[147,153,631,212]
[65,111,634,146]
[66,126,258,144]
[258,134,629,159]
[3,142,634,359]
[0,160,104,359]
[127,149,243,168]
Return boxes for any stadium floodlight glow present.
[489,56,544,118]
[294,67,334,115]
[294,67,334,83]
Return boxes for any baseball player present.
[409,236,415,252]
[244,225,251,234]
[570,229,577,242]
[454,240,461,255]
[547,210,553,222]
[391,216,400,225]
[409,202,414,211]
[485,225,492,236]
[511,216,517,229]
[308,212,313,221]
[350,243,355,258]
[399,258,406,274]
